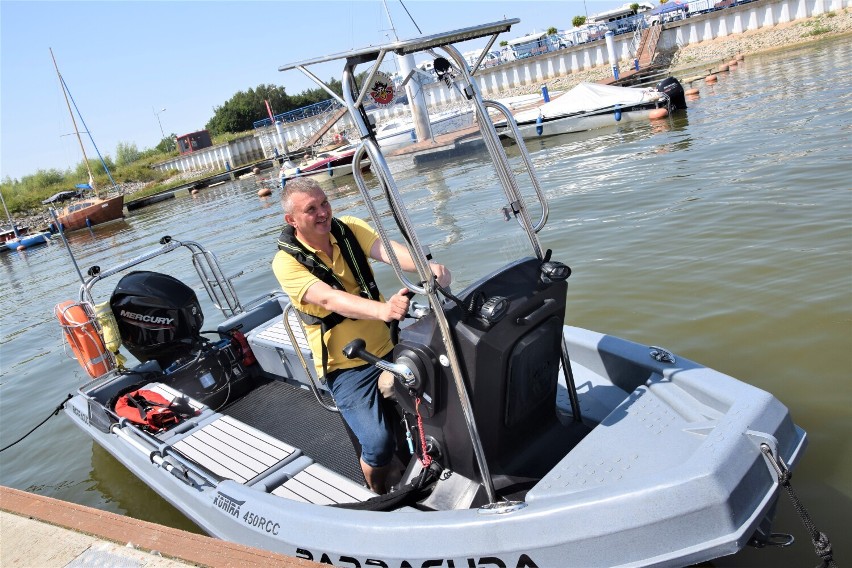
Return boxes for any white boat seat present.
[169,415,300,483]
[272,463,376,505]
[245,310,320,387]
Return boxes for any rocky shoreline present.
[7,9,849,235]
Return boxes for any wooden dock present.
[386,124,487,164]
[126,158,281,211]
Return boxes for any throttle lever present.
[390,289,416,346]
[342,338,418,388]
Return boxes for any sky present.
[0,0,610,182]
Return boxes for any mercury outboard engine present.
[656,76,687,110]
[110,270,252,409]
[110,271,204,368]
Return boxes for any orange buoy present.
[648,108,668,120]
[16,245,25,251]
[685,88,700,96]
[736,54,745,61]
[252,166,261,175]
[718,64,729,72]
[55,301,113,378]
[191,189,200,195]
[258,187,272,197]
[728,60,738,67]
[705,75,718,84]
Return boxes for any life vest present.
[55,300,113,378]
[277,217,382,376]
[113,389,197,432]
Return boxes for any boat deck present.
[222,379,365,485]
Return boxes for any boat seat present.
[271,462,376,505]
[245,308,321,388]
[169,414,301,483]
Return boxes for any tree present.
[204,80,349,136]
[206,84,293,135]
[547,26,558,35]
[572,15,587,28]
[500,40,508,46]
[115,141,141,167]
[630,3,640,13]
[156,135,177,154]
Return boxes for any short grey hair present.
[281,177,324,215]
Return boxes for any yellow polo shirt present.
[272,215,393,377]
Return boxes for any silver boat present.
[59,20,807,567]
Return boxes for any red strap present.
[415,397,433,467]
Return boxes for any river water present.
[1,37,849,566]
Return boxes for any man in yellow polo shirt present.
[272,177,450,493]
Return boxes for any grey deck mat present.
[222,379,365,485]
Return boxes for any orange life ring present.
[56,300,113,378]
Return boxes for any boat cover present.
[42,189,85,205]
[513,82,663,123]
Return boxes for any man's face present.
[285,187,332,240]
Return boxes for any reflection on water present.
[0,38,849,566]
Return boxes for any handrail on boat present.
[79,237,243,319]
[280,303,339,413]
[350,143,426,296]
[481,99,550,234]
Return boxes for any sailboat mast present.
[382,0,400,41]
[50,47,96,191]
[0,188,21,238]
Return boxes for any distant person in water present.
[272,177,450,493]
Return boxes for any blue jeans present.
[326,362,394,468]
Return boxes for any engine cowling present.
[110,271,204,367]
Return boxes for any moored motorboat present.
[497,78,686,140]
[0,189,51,251]
[279,141,371,185]
[55,20,818,568]
[3,231,51,251]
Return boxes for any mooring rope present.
[0,394,73,453]
[760,443,837,568]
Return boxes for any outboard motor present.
[109,270,252,409]
[110,271,204,367]
[656,76,687,110]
